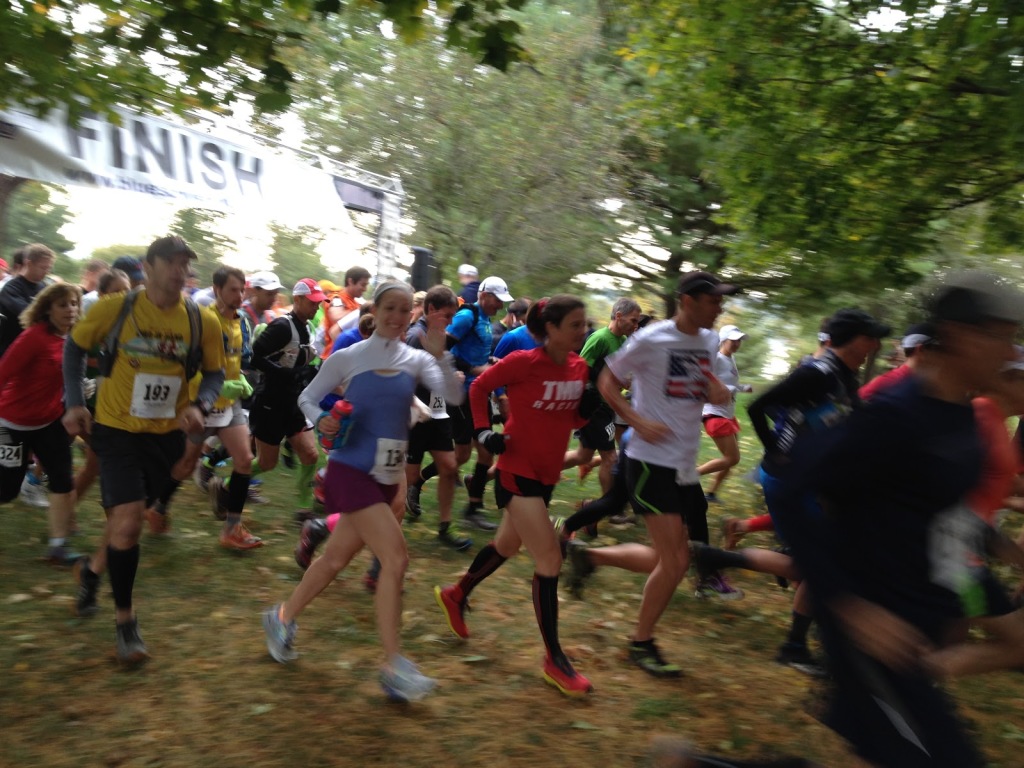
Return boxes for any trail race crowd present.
[2,240,1024,767]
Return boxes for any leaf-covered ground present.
[3,420,1023,768]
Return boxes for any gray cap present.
[928,270,1024,326]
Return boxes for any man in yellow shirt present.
[63,236,225,665]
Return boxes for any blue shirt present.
[446,303,492,388]
[493,324,539,359]
[331,326,364,353]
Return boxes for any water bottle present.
[319,399,354,452]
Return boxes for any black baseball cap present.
[147,236,197,262]
[826,309,891,347]
[928,271,1024,326]
[677,270,739,297]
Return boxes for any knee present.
[235,449,254,468]
[378,546,409,575]
[660,553,689,582]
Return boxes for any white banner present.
[0,106,342,216]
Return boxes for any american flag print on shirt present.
[665,349,712,400]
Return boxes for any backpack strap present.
[96,288,142,377]
[184,297,203,380]
[454,303,481,343]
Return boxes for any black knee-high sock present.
[787,612,813,646]
[107,544,140,612]
[456,543,506,599]
[468,461,490,500]
[532,573,564,661]
[226,471,250,515]
[683,499,710,544]
[564,474,630,533]
[692,543,750,578]
[418,463,438,487]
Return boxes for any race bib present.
[428,391,449,419]
[371,437,408,485]
[205,406,233,428]
[0,442,23,469]
[130,373,182,419]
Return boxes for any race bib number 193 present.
[130,373,182,419]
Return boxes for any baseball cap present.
[147,235,197,261]
[478,276,513,302]
[719,324,747,341]
[319,279,342,294]
[901,322,934,350]
[111,256,145,283]
[826,309,891,347]
[677,270,739,297]
[927,270,1024,326]
[458,264,479,278]
[248,271,282,291]
[293,278,327,303]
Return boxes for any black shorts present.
[494,470,555,509]
[447,401,474,446]
[249,396,308,446]
[0,419,74,502]
[576,406,616,452]
[625,457,708,519]
[91,424,185,508]
[407,417,455,465]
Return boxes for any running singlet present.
[703,351,740,420]
[205,306,244,421]
[298,333,464,484]
[605,319,719,484]
[72,291,224,434]
[406,318,449,420]
[469,347,589,486]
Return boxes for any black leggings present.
[0,419,73,502]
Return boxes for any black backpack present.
[96,289,203,379]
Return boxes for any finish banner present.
[0,106,338,213]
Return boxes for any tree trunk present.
[0,174,28,256]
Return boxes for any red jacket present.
[0,322,66,427]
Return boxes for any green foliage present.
[169,208,236,286]
[285,1,628,298]
[3,181,74,255]
[90,243,152,263]
[615,0,1024,301]
[267,222,327,289]
[0,0,532,121]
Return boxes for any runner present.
[434,294,597,697]
[62,235,224,663]
[262,281,463,702]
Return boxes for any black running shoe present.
[628,639,682,678]
[116,617,150,665]
[437,528,472,552]
[775,642,826,678]
[74,557,100,617]
[294,519,330,571]
[406,485,422,520]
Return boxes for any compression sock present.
[107,544,140,611]
[468,462,490,500]
[532,573,564,660]
[692,543,750,576]
[745,514,774,533]
[787,612,813,646]
[456,543,507,599]
[418,463,438,487]
[226,471,250,517]
[296,462,316,508]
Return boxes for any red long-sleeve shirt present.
[0,322,66,428]
[469,347,589,486]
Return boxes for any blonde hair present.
[20,282,81,328]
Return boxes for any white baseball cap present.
[478,276,514,302]
[248,271,282,291]
[457,263,479,278]
[719,324,747,341]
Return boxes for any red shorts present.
[323,460,398,514]
[703,415,740,438]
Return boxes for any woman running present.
[433,295,598,697]
[0,282,81,563]
[261,281,463,702]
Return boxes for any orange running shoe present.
[434,584,470,639]
[543,655,593,698]
[219,523,264,551]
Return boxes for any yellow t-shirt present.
[207,305,243,412]
[73,291,225,434]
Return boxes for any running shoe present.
[434,584,470,639]
[628,639,682,678]
[294,509,316,527]
[577,462,595,486]
[19,476,49,508]
[565,540,594,599]
[192,460,214,492]
[551,516,574,559]
[380,655,437,702]
[463,507,497,531]
[246,484,269,504]
[294,518,329,570]
[262,604,298,663]
[542,655,593,698]
[608,513,635,526]
[704,491,719,503]
[437,528,472,552]
[219,523,263,551]
[116,617,150,665]
[406,485,422,520]
[775,642,827,678]
[208,476,228,521]
[74,557,100,617]
[144,506,171,535]
[721,516,744,550]
[45,544,82,566]
[694,574,745,601]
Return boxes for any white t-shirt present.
[606,319,719,485]
[703,351,739,420]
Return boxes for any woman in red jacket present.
[433,294,599,697]
[0,282,81,563]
